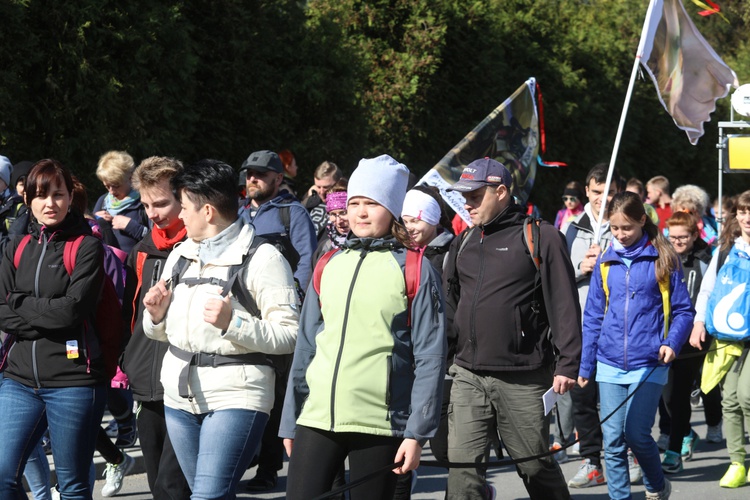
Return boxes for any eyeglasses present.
[562,196,578,202]
[668,235,691,243]
[328,211,348,221]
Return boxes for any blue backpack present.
[706,245,750,341]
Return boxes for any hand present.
[580,244,602,275]
[393,438,422,474]
[577,376,589,388]
[659,345,676,364]
[689,322,707,350]
[95,210,113,222]
[553,375,576,394]
[143,280,172,324]
[283,438,293,458]
[204,293,233,331]
[111,214,130,231]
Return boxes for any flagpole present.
[594,0,659,242]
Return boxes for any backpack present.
[599,260,671,339]
[312,247,422,326]
[13,234,123,379]
[706,245,750,341]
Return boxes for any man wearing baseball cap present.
[444,157,581,499]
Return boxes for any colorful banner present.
[418,77,539,223]
[637,0,737,145]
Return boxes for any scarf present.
[104,189,141,216]
[325,220,348,248]
[612,232,649,260]
[152,222,187,251]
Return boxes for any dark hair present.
[608,191,678,282]
[25,159,74,206]
[326,177,348,195]
[172,159,239,221]
[586,163,621,192]
[410,184,454,235]
[70,175,89,215]
[718,190,750,253]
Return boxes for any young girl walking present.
[579,191,694,500]
[690,190,750,488]
[280,154,446,500]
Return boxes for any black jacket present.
[121,232,185,401]
[443,203,582,379]
[0,211,105,387]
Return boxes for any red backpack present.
[313,248,422,326]
[13,234,123,379]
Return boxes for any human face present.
[15,178,25,198]
[586,180,617,221]
[609,212,646,247]
[646,184,661,205]
[178,191,210,242]
[328,209,350,235]
[245,169,281,206]
[31,178,71,227]
[562,195,580,211]
[140,180,183,234]
[737,207,750,243]
[314,175,336,202]
[285,158,298,178]
[347,197,393,239]
[402,215,438,247]
[103,178,131,200]
[667,225,697,255]
[462,184,507,226]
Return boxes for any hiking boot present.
[719,462,747,488]
[661,450,683,474]
[628,450,643,484]
[101,452,135,497]
[681,429,698,461]
[245,469,278,492]
[567,459,605,488]
[656,433,669,452]
[550,442,569,463]
[645,477,671,499]
[706,423,723,443]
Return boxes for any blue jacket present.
[239,193,317,289]
[580,240,694,379]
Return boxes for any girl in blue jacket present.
[579,191,694,500]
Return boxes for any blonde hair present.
[132,156,183,191]
[96,150,135,185]
[646,175,670,196]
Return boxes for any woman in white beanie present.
[280,154,447,500]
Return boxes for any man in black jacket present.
[443,158,581,500]
[121,156,191,499]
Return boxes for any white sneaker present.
[645,477,671,499]
[50,485,60,500]
[628,450,643,484]
[101,452,135,497]
[706,423,724,443]
[567,459,605,488]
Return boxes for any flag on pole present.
[418,77,539,223]
[637,0,738,145]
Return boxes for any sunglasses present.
[562,196,578,202]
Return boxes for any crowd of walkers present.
[0,150,749,500]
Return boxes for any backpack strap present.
[312,248,339,297]
[523,217,541,272]
[600,261,611,314]
[13,234,32,269]
[405,248,422,327]
[63,235,86,275]
[279,205,291,235]
[131,251,149,332]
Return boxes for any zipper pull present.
[480,230,485,244]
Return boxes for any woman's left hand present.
[658,345,676,364]
[393,438,422,474]
[204,294,233,331]
[111,214,130,230]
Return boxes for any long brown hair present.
[718,190,750,253]
[608,191,679,283]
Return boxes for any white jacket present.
[144,221,299,414]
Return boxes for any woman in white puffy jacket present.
[143,159,299,499]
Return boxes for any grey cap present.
[240,150,283,174]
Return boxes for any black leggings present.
[286,426,402,500]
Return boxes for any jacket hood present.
[427,229,454,249]
[343,235,405,252]
[29,209,92,241]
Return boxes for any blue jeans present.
[0,377,106,500]
[165,406,268,499]
[599,381,665,500]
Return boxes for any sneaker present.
[661,450,683,474]
[656,433,669,452]
[245,469,278,492]
[690,388,702,408]
[486,484,497,500]
[550,442,569,463]
[719,462,747,488]
[628,450,643,484]
[706,423,723,443]
[568,432,580,456]
[114,416,138,448]
[104,419,119,438]
[50,485,60,500]
[681,429,698,461]
[101,452,135,497]
[567,458,605,488]
[645,477,672,499]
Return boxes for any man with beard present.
[238,150,316,492]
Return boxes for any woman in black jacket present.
[0,159,106,499]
